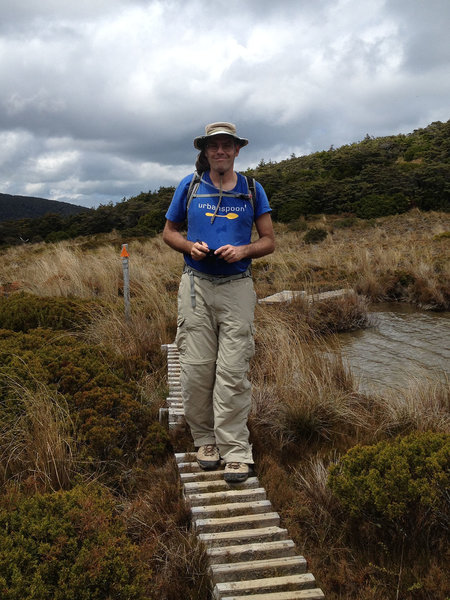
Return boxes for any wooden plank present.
[194,512,280,533]
[210,555,307,583]
[207,539,295,564]
[199,526,289,548]
[214,573,317,597]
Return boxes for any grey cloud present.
[388,0,450,72]
[0,0,448,207]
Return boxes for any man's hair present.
[195,150,210,174]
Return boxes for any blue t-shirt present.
[165,171,272,275]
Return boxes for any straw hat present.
[193,122,249,150]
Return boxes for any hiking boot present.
[224,462,250,483]
[197,445,220,470]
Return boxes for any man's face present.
[205,134,240,174]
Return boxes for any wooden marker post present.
[121,244,131,320]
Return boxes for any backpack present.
[186,171,256,215]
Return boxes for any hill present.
[0,120,448,246]
[248,119,450,221]
[0,193,89,223]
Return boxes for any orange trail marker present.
[121,246,129,258]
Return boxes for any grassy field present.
[0,209,449,599]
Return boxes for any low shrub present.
[356,193,411,219]
[0,484,153,600]
[433,231,450,240]
[287,217,308,232]
[304,227,328,244]
[333,216,359,228]
[305,293,370,333]
[328,431,449,534]
[0,329,171,489]
[0,292,98,332]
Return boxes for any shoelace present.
[226,462,243,470]
[203,445,218,456]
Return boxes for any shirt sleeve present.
[165,173,194,222]
[254,180,272,219]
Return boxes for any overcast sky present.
[1,0,449,208]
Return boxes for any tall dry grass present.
[251,210,449,307]
[0,209,448,599]
[0,378,76,491]
[251,300,449,457]
[374,376,450,436]
[122,459,211,600]
[1,210,448,310]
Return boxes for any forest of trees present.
[0,120,448,247]
[252,119,450,221]
[0,193,87,222]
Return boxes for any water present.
[337,303,450,393]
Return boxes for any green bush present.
[0,329,171,487]
[139,423,172,465]
[0,485,153,599]
[356,193,411,219]
[333,216,359,229]
[287,217,308,232]
[304,227,328,244]
[0,292,98,332]
[328,432,449,531]
[433,231,450,241]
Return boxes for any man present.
[163,122,275,482]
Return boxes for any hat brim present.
[194,132,249,150]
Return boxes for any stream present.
[337,303,450,394]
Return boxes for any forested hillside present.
[0,120,448,247]
[251,119,450,221]
[0,193,88,222]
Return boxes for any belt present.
[183,264,252,308]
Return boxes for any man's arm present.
[162,220,209,260]
[214,212,275,263]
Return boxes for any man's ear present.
[234,145,241,158]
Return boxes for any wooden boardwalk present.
[161,343,325,600]
[257,288,353,305]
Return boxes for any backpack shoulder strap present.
[244,175,256,214]
[186,171,202,212]
[186,171,256,219]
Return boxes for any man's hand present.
[214,244,247,263]
[191,241,210,261]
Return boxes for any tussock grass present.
[251,302,449,455]
[122,460,211,600]
[1,210,448,310]
[251,304,370,451]
[375,377,450,436]
[0,209,448,599]
[83,304,171,375]
[0,378,76,491]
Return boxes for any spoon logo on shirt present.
[205,212,238,220]
[198,202,245,219]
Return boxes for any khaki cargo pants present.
[175,270,256,464]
